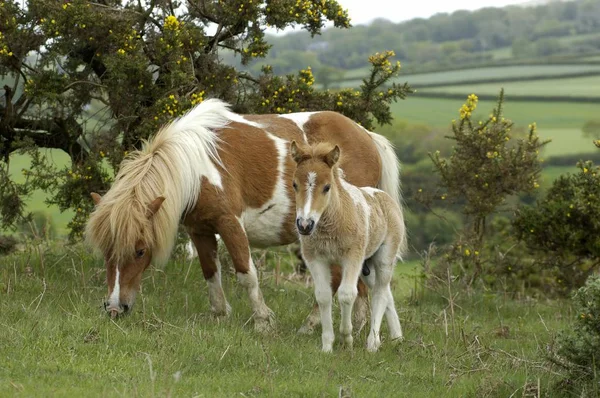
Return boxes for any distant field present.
[425,75,600,98]
[390,96,598,129]
[336,64,600,88]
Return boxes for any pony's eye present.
[135,249,145,258]
[292,181,298,191]
[323,184,331,193]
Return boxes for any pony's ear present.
[147,196,166,218]
[90,192,102,206]
[324,145,340,167]
[290,140,304,164]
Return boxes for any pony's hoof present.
[353,297,369,335]
[254,313,275,334]
[297,324,315,335]
[321,344,333,353]
[210,303,232,318]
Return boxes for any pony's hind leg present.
[190,232,231,316]
[216,216,274,333]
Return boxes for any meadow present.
[0,243,572,397]
[336,64,600,89]
[426,75,600,98]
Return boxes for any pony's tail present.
[368,131,408,260]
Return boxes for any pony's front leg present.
[338,257,363,349]
[189,232,230,316]
[306,258,335,352]
[216,216,274,333]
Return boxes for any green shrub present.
[513,160,600,293]
[552,275,600,396]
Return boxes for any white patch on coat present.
[226,113,263,129]
[239,132,290,247]
[108,267,120,308]
[279,112,319,143]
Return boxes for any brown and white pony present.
[290,141,406,352]
[85,99,403,333]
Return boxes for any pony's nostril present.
[296,218,303,231]
[103,301,109,311]
[307,219,315,231]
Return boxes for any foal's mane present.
[85,99,234,266]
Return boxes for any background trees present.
[0,0,411,239]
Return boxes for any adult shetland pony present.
[85,99,403,332]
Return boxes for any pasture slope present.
[0,244,570,396]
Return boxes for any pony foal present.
[291,141,406,352]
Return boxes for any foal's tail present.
[368,131,408,260]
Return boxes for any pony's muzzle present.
[296,217,315,235]
[104,301,130,319]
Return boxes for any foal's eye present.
[323,184,331,193]
[292,181,298,191]
[135,249,145,258]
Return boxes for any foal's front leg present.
[338,256,363,349]
[216,216,274,333]
[305,257,335,352]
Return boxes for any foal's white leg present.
[385,286,403,341]
[307,259,335,352]
[338,258,363,349]
[366,255,395,352]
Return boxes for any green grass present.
[0,244,572,397]
[425,75,600,98]
[337,64,600,88]
[390,96,599,130]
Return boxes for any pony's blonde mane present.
[85,99,234,266]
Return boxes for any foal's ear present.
[147,196,166,218]
[290,140,304,164]
[90,192,102,206]
[324,145,340,167]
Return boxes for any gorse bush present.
[0,0,412,240]
[513,160,600,294]
[416,90,547,286]
[552,275,600,396]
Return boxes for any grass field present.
[425,75,600,98]
[391,96,599,130]
[336,64,600,89]
[0,244,573,397]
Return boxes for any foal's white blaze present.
[108,267,120,309]
[279,112,319,143]
[240,132,291,247]
[299,171,317,222]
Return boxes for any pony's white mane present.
[85,98,234,266]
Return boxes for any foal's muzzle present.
[296,217,315,235]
